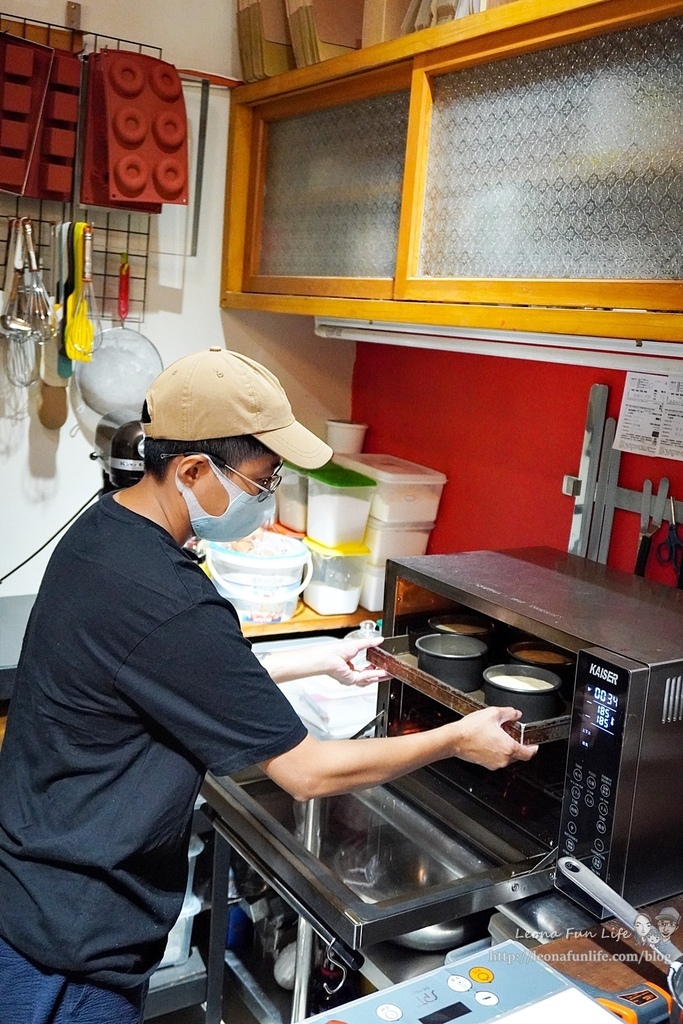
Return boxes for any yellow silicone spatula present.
[64,223,94,361]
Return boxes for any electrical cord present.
[0,490,101,585]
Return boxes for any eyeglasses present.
[162,453,283,503]
[215,459,283,503]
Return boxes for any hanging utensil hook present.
[323,945,348,995]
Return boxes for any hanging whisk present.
[22,218,54,345]
[0,219,31,338]
[2,220,39,388]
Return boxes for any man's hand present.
[315,635,390,687]
[448,706,538,769]
[262,636,390,687]
[262,704,537,800]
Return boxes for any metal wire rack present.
[0,12,162,323]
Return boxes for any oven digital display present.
[584,684,620,738]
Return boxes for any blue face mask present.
[177,458,276,542]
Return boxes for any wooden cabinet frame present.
[222,0,683,341]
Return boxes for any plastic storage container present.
[360,564,386,613]
[306,463,376,547]
[205,533,310,591]
[303,537,370,614]
[363,516,434,565]
[277,464,308,534]
[159,893,202,969]
[333,453,447,523]
[185,834,205,904]
[204,532,312,624]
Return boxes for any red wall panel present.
[351,343,683,588]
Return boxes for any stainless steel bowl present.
[391,912,489,951]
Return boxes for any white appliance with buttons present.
[305,940,615,1023]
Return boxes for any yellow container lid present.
[303,537,370,557]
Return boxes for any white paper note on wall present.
[615,371,683,461]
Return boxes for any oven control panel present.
[306,941,615,1023]
[556,649,633,908]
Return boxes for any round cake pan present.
[427,612,495,645]
[483,663,562,722]
[415,633,488,692]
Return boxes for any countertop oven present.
[202,545,683,994]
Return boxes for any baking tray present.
[367,635,571,746]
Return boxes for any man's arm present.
[260,706,537,802]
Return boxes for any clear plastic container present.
[333,453,447,523]
[277,464,308,534]
[306,463,376,547]
[363,516,434,565]
[360,564,386,613]
[205,533,311,591]
[345,618,382,669]
[303,538,370,615]
[204,532,312,623]
[159,893,202,969]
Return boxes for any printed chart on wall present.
[614,372,683,461]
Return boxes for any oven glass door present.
[203,768,556,950]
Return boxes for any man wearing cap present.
[654,906,682,960]
[0,348,534,1023]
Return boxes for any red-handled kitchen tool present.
[118,253,130,325]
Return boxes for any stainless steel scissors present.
[657,497,683,573]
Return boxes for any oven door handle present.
[210,814,365,972]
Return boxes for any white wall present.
[0,0,355,597]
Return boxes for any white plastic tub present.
[363,516,434,565]
[306,463,376,547]
[204,531,312,623]
[360,563,386,613]
[159,893,202,970]
[303,538,369,615]
[333,454,447,523]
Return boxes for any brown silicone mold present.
[0,36,53,194]
[81,50,188,210]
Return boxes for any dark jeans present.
[0,935,147,1024]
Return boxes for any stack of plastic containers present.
[301,463,376,615]
[333,454,448,612]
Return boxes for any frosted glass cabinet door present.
[420,17,683,282]
[258,90,410,279]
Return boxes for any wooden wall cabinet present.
[221,0,683,341]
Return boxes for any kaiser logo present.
[588,662,618,685]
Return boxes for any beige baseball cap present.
[143,347,332,469]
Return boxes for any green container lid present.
[306,461,376,489]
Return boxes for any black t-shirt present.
[0,494,307,989]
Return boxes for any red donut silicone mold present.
[81,49,188,209]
